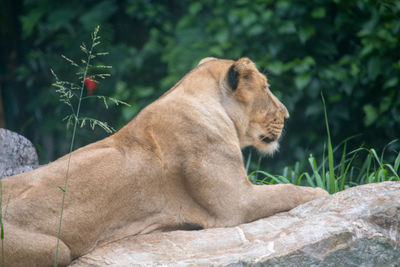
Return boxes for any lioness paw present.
[298,186,329,202]
[313,187,330,198]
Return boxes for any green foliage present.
[3,0,184,161]
[2,0,399,171]
[152,0,400,171]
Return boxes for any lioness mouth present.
[260,135,276,144]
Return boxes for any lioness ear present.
[227,57,254,91]
[198,57,217,66]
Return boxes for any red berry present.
[84,76,98,95]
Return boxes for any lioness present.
[2,57,328,266]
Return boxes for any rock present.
[0,128,39,177]
[70,181,400,267]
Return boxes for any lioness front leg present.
[241,183,329,223]
[180,152,328,228]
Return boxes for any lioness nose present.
[269,91,289,120]
[282,105,289,120]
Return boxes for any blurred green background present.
[1,0,399,172]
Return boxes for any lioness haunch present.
[2,57,328,266]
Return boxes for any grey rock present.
[0,128,39,177]
[70,181,400,267]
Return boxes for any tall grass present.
[249,139,400,193]
[248,94,400,193]
[51,26,128,266]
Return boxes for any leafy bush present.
[152,0,400,171]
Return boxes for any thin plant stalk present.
[0,175,4,267]
[54,28,98,267]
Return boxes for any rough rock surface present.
[70,181,400,267]
[0,128,39,177]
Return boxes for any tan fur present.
[1,58,328,266]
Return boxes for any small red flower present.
[84,76,98,95]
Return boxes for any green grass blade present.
[294,161,300,174]
[308,155,325,189]
[322,142,326,187]
[380,139,398,162]
[370,149,383,168]
[256,155,262,179]
[366,154,372,183]
[338,141,347,191]
[339,141,347,178]
[325,172,339,193]
[357,151,371,183]
[282,166,288,179]
[245,150,252,174]
[384,164,400,180]
[258,176,275,184]
[316,135,361,174]
[340,148,358,191]
[255,170,290,184]
[376,167,387,182]
[248,170,256,184]
[349,166,355,186]
[272,176,291,184]
[366,172,374,184]
[296,172,316,187]
[321,93,335,193]
[394,152,400,173]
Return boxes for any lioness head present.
[198,57,289,155]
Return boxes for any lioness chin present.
[1,57,328,266]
